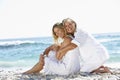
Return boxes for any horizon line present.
[0,32,120,40]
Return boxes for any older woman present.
[61,18,111,73]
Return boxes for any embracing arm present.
[56,43,77,60]
[56,37,77,60]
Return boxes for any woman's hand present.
[43,44,59,56]
[51,44,60,51]
[56,50,66,60]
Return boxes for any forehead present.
[64,20,74,24]
[64,22,74,27]
[54,27,62,31]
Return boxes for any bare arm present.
[43,45,52,56]
[56,43,77,60]
[56,37,77,60]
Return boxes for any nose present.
[55,31,61,36]
[65,24,69,28]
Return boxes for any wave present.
[94,32,120,38]
[0,40,51,49]
[97,38,120,43]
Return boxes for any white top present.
[72,28,110,72]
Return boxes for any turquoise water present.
[0,33,120,68]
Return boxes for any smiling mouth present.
[67,28,72,32]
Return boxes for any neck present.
[67,33,75,38]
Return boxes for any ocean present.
[0,33,120,69]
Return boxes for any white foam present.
[0,40,35,46]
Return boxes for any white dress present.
[72,29,110,72]
[43,47,80,75]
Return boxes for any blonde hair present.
[62,18,77,37]
[52,22,67,44]
[62,18,77,31]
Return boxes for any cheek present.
[65,27,70,30]
[72,27,76,31]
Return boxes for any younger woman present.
[23,23,80,75]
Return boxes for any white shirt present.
[72,28,110,72]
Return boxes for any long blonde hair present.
[52,22,67,45]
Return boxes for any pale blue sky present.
[0,0,120,39]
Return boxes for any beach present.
[0,66,120,80]
[0,33,120,80]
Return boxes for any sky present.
[0,0,120,39]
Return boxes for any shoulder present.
[76,28,88,34]
[75,28,92,38]
[76,28,97,41]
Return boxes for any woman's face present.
[53,27,65,38]
[64,21,76,34]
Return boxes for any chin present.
[67,30,71,33]
[68,31,73,33]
